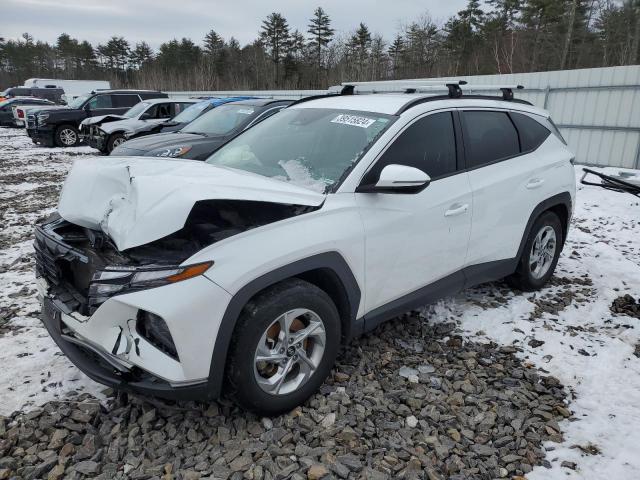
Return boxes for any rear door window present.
[87,94,113,109]
[113,94,140,108]
[462,111,520,168]
[362,111,457,185]
[510,112,551,152]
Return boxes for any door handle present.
[526,178,545,189]
[444,203,469,217]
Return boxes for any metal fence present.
[167,65,640,169]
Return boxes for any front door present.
[355,111,472,322]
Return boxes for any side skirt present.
[360,258,516,334]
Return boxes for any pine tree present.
[260,12,291,86]
[130,42,153,69]
[388,34,405,78]
[307,7,334,86]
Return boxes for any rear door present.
[112,94,142,114]
[461,109,555,268]
[356,111,472,318]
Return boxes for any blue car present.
[157,96,259,134]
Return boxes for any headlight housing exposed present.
[88,262,212,313]
[37,113,49,125]
[151,145,192,158]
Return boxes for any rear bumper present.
[40,296,212,401]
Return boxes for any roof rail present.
[331,80,525,101]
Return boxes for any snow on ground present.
[0,128,103,414]
[0,126,639,478]
[425,168,640,479]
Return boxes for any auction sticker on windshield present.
[331,114,376,128]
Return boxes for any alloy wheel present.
[253,308,326,395]
[59,128,77,146]
[529,225,557,279]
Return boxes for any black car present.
[111,98,294,160]
[0,86,64,103]
[26,89,167,147]
[0,97,55,127]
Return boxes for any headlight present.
[88,261,212,312]
[37,113,49,124]
[151,145,192,158]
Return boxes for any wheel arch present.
[516,192,572,261]
[205,252,361,399]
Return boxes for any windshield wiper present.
[186,131,208,136]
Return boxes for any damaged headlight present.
[150,145,192,158]
[88,261,212,312]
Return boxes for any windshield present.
[123,102,150,119]
[206,108,394,193]
[182,104,257,136]
[68,94,92,109]
[172,101,210,124]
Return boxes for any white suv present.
[36,84,576,414]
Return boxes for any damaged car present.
[110,98,294,160]
[37,86,576,414]
[80,98,200,153]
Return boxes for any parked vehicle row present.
[25,89,168,147]
[33,81,576,415]
[0,97,55,126]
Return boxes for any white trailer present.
[22,79,111,100]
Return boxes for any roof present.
[229,98,295,107]
[140,98,199,105]
[90,89,164,94]
[290,93,549,117]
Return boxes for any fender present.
[205,251,361,399]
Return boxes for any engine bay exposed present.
[35,200,317,314]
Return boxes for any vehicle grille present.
[34,219,95,314]
[26,113,36,129]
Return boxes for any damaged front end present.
[37,198,315,316]
[35,160,321,398]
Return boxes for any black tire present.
[106,133,126,154]
[54,124,79,147]
[508,211,563,291]
[225,279,341,416]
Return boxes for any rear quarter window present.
[510,112,551,152]
[462,111,520,168]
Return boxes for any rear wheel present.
[508,211,563,291]
[106,133,126,153]
[226,279,341,415]
[54,124,79,147]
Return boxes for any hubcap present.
[60,128,77,146]
[253,308,326,395]
[529,225,557,279]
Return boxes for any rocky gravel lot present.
[1,128,639,480]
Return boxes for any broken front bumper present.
[35,218,233,401]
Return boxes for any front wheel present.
[106,133,126,153]
[225,279,341,415]
[54,124,79,147]
[508,211,563,291]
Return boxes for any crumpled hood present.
[57,156,325,251]
[100,118,149,134]
[81,114,127,128]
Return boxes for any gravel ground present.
[0,127,639,479]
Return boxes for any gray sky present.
[3,0,469,49]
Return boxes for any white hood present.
[58,157,325,251]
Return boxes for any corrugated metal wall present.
[168,65,640,169]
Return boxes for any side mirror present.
[358,164,431,193]
[83,104,91,112]
[140,112,152,120]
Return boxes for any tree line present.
[1,0,638,92]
